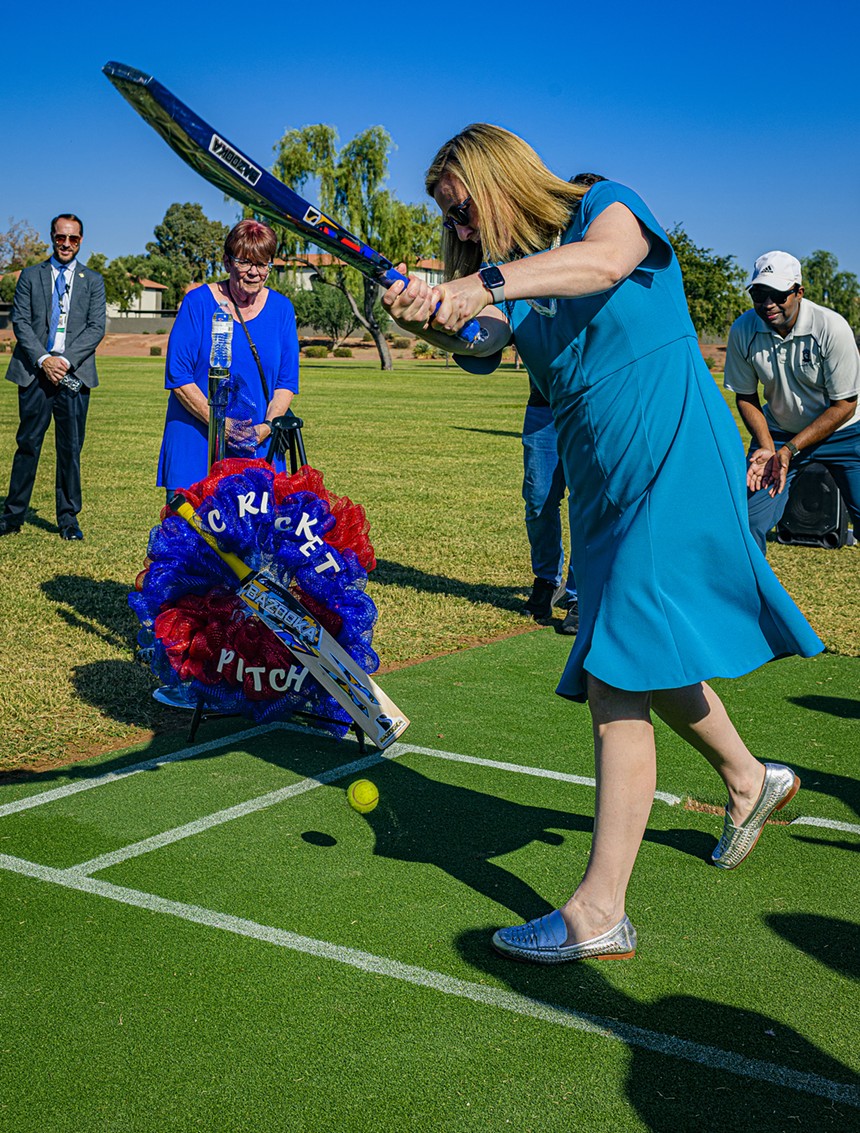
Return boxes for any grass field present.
[0,357,857,769]
[0,356,857,1130]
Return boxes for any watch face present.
[480,266,505,288]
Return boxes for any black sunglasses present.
[750,285,799,305]
[53,233,81,246]
[442,196,472,231]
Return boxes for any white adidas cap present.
[748,251,802,292]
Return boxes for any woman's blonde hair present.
[425,123,588,280]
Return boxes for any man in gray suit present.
[1,214,106,539]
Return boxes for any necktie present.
[48,267,67,352]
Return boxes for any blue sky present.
[5,1,859,280]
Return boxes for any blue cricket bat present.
[103,60,485,346]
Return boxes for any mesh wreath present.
[130,458,378,735]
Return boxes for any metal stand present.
[266,409,307,473]
[207,367,229,467]
[185,697,367,753]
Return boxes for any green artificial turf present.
[1,634,856,1132]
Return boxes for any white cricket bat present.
[169,494,409,750]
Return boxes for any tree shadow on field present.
[373,558,527,614]
[765,913,860,981]
[785,761,860,825]
[787,695,860,720]
[453,926,860,1130]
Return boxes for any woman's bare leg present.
[557,677,769,945]
[558,674,656,944]
[651,682,765,825]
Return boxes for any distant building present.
[105,278,167,318]
[274,254,444,290]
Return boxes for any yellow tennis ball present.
[347,779,379,814]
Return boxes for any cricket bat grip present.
[168,494,253,582]
[379,266,488,345]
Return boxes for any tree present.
[0,218,48,271]
[145,202,230,303]
[86,253,144,311]
[290,278,360,347]
[800,250,860,331]
[667,224,748,338]
[0,273,18,303]
[269,125,438,370]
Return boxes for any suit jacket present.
[6,260,106,389]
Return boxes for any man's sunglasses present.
[442,196,472,231]
[750,285,799,305]
[53,234,81,246]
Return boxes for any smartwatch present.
[478,265,506,304]
[784,440,800,459]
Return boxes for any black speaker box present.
[776,461,848,548]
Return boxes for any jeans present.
[747,420,860,553]
[522,404,576,598]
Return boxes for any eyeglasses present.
[750,285,798,305]
[230,257,273,274]
[442,196,472,231]
[53,234,81,246]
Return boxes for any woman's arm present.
[256,388,294,445]
[432,203,653,335]
[173,382,210,424]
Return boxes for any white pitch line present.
[2,719,854,837]
[65,748,396,877]
[0,851,856,1109]
[789,816,860,836]
[0,723,284,819]
[398,743,682,805]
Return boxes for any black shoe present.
[524,578,555,622]
[0,518,22,537]
[560,601,579,635]
[59,523,84,541]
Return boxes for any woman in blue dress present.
[383,124,822,965]
[157,219,299,492]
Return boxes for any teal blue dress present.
[505,181,822,700]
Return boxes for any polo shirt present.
[724,298,860,434]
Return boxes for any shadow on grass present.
[42,574,136,652]
[356,760,713,920]
[788,695,860,720]
[453,926,859,1129]
[373,558,527,614]
[765,913,859,981]
[449,426,523,439]
[788,761,860,821]
[0,502,58,534]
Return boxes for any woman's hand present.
[381,264,439,333]
[432,275,491,334]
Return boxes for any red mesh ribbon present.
[274,465,376,570]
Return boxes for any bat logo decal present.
[239,580,322,646]
[208,134,262,186]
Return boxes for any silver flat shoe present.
[711,762,800,870]
[492,910,636,964]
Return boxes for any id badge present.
[57,310,68,333]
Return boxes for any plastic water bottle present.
[209,303,233,371]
